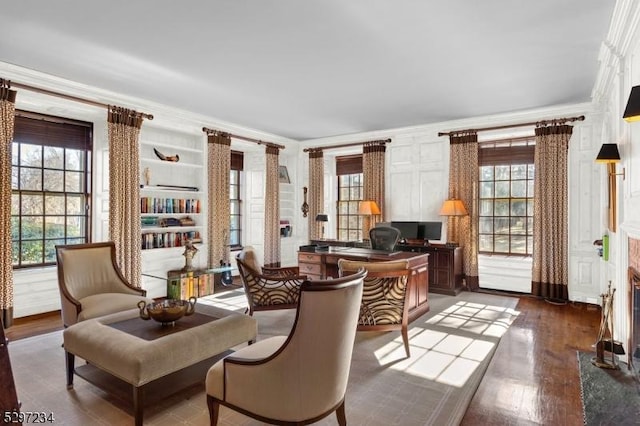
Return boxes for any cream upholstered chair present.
[205,269,366,425]
[338,258,412,357]
[236,246,307,315]
[55,242,152,328]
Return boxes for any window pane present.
[494,218,509,234]
[349,187,362,199]
[229,184,239,199]
[495,181,510,198]
[511,180,526,197]
[65,149,83,171]
[511,200,527,216]
[527,218,534,235]
[20,144,42,167]
[45,194,65,215]
[480,181,493,198]
[67,216,85,238]
[480,166,493,181]
[43,169,65,191]
[65,171,83,192]
[510,217,527,235]
[348,215,359,228]
[11,217,19,240]
[230,215,240,229]
[45,216,66,238]
[480,200,493,216]
[495,165,510,180]
[494,235,509,253]
[511,164,527,180]
[43,146,64,169]
[230,200,240,214]
[22,194,43,215]
[348,201,359,214]
[21,216,43,239]
[339,188,350,199]
[479,234,493,252]
[12,241,19,264]
[527,180,534,197]
[528,164,535,179]
[20,168,42,191]
[44,240,64,263]
[527,237,533,254]
[511,236,527,254]
[229,230,240,246]
[21,241,43,265]
[479,217,493,233]
[494,200,509,216]
[11,166,18,190]
[67,195,83,215]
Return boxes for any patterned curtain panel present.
[308,150,324,240]
[264,146,281,266]
[531,124,573,301]
[448,133,479,289]
[363,142,386,236]
[0,80,16,326]
[207,133,231,267]
[107,106,144,288]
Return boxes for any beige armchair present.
[236,246,307,315]
[205,269,366,425]
[338,259,412,357]
[55,242,152,328]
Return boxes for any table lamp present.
[439,199,468,247]
[316,214,328,240]
[358,200,381,240]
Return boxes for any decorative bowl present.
[138,297,197,325]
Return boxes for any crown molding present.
[0,61,298,147]
[301,102,594,148]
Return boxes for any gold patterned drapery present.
[207,133,231,267]
[531,124,573,301]
[308,150,324,240]
[448,132,479,290]
[108,105,144,288]
[363,142,386,237]
[264,146,281,266]
[0,79,16,327]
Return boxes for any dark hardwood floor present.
[5,290,602,425]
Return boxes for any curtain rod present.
[202,127,285,150]
[302,138,391,153]
[6,79,154,120]
[437,115,585,137]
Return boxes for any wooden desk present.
[298,248,430,322]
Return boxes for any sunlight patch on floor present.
[372,300,518,387]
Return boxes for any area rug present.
[7,291,519,425]
[577,351,640,425]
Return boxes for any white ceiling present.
[0,1,615,141]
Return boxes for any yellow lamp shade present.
[440,199,468,216]
[358,200,381,215]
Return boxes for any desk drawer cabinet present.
[426,246,463,295]
[298,253,323,280]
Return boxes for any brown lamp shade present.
[623,86,640,122]
[358,200,381,215]
[315,214,328,222]
[595,143,621,163]
[439,199,468,216]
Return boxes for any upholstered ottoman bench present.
[63,303,257,426]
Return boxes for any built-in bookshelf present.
[139,130,207,299]
[139,138,205,253]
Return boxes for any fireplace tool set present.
[592,281,626,369]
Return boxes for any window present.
[336,154,363,241]
[11,111,92,268]
[229,151,243,248]
[478,139,535,255]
